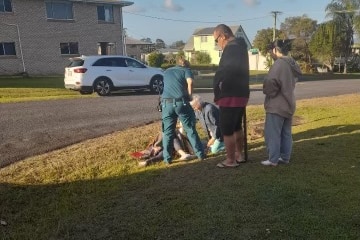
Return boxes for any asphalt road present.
[1,79,359,167]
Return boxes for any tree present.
[164,53,176,64]
[252,28,285,69]
[309,20,345,71]
[281,15,317,39]
[326,0,360,73]
[140,38,152,43]
[194,51,211,64]
[280,15,317,63]
[155,39,166,49]
[252,28,286,56]
[148,52,165,67]
[170,40,185,49]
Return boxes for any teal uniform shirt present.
[161,65,193,100]
[160,65,204,163]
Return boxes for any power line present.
[123,11,270,23]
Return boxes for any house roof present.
[193,27,214,36]
[125,36,154,45]
[183,36,194,51]
[157,48,179,54]
[185,25,252,51]
[192,26,241,36]
[183,25,252,52]
[69,0,133,6]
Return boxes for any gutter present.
[69,0,133,7]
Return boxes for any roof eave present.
[69,0,134,7]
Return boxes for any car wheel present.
[94,78,112,96]
[150,76,164,94]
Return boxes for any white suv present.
[64,55,164,96]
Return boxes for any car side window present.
[113,58,127,67]
[93,58,110,66]
[125,58,144,68]
[92,58,126,67]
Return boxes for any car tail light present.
[74,68,87,73]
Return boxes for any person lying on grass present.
[132,125,195,167]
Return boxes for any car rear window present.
[68,59,84,67]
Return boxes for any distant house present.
[0,0,133,75]
[142,48,179,65]
[125,36,155,61]
[183,25,267,70]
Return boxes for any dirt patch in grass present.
[248,116,304,140]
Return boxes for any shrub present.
[194,51,211,64]
[148,52,165,67]
[160,64,218,71]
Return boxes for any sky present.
[122,0,332,46]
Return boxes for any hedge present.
[160,63,218,71]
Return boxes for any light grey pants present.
[264,113,293,164]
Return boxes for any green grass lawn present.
[1,94,359,239]
[0,76,94,103]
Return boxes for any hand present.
[207,138,215,147]
[152,146,162,155]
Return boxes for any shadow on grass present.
[1,125,360,239]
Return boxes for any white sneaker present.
[180,154,196,160]
[138,161,148,167]
[278,157,289,164]
[261,160,277,166]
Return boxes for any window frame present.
[97,4,114,23]
[200,36,208,43]
[0,0,12,13]
[60,42,79,55]
[0,42,16,56]
[45,1,74,20]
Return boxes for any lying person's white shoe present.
[180,154,196,160]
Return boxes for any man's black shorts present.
[219,107,245,136]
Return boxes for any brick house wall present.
[125,36,155,61]
[0,0,132,75]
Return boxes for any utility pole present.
[271,11,282,41]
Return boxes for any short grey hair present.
[190,94,202,106]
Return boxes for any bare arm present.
[186,77,193,97]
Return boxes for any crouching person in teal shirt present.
[161,57,205,164]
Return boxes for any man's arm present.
[184,68,194,97]
[186,77,193,96]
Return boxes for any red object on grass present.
[131,151,145,159]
